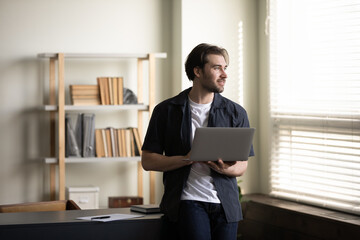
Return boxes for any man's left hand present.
[205,159,236,174]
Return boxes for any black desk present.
[0,208,163,240]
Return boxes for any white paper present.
[77,213,144,222]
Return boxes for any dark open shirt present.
[142,87,254,222]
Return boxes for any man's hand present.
[142,150,193,172]
[204,159,248,177]
[205,159,236,174]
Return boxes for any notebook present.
[189,127,255,161]
[130,204,161,214]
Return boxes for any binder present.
[82,113,96,157]
[65,113,82,157]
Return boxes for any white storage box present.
[66,186,99,209]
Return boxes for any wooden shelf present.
[38,53,167,59]
[42,104,149,112]
[44,157,141,164]
[41,52,163,204]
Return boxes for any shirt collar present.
[170,87,226,109]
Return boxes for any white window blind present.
[269,0,360,214]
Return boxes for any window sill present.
[238,194,360,239]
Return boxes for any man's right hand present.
[141,150,193,172]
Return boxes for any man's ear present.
[194,67,201,78]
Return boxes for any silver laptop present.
[189,127,255,161]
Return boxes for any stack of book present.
[97,77,124,105]
[70,85,101,105]
[95,127,142,158]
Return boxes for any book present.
[70,85,100,106]
[112,77,118,105]
[130,129,135,156]
[113,128,119,157]
[70,84,99,93]
[97,78,106,105]
[108,78,113,105]
[71,95,100,99]
[94,127,142,158]
[120,129,126,157]
[130,204,161,214]
[71,98,101,106]
[118,77,124,105]
[97,77,124,105]
[117,129,123,157]
[102,129,108,157]
[105,128,113,157]
[132,128,142,156]
[125,129,132,157]
[109,127,116,157]
[95,129,105,157]
[104,78,110,105]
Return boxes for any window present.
[269,0,360,214]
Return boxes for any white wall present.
[176,0,261,194]
[0,0,171,207]
[257,0,271,194]
[0,0,265,207]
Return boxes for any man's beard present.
[201,80,225,93]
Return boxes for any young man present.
[141,43,254,240]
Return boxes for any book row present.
[97,77,124,105]
[65,113,142,158]
[95,127,142,158]
[70,77,138,106]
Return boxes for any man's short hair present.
[185,43,229,81]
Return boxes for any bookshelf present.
[39,52,166,204]
[42,104,149,112]
[44,157,140,164]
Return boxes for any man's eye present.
[213,66,227,71]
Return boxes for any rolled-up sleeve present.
[142,104,166,154]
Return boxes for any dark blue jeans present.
[169,200,238,240]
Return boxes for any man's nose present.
[221,69,227,78]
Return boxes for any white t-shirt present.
[180,97,221,203]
